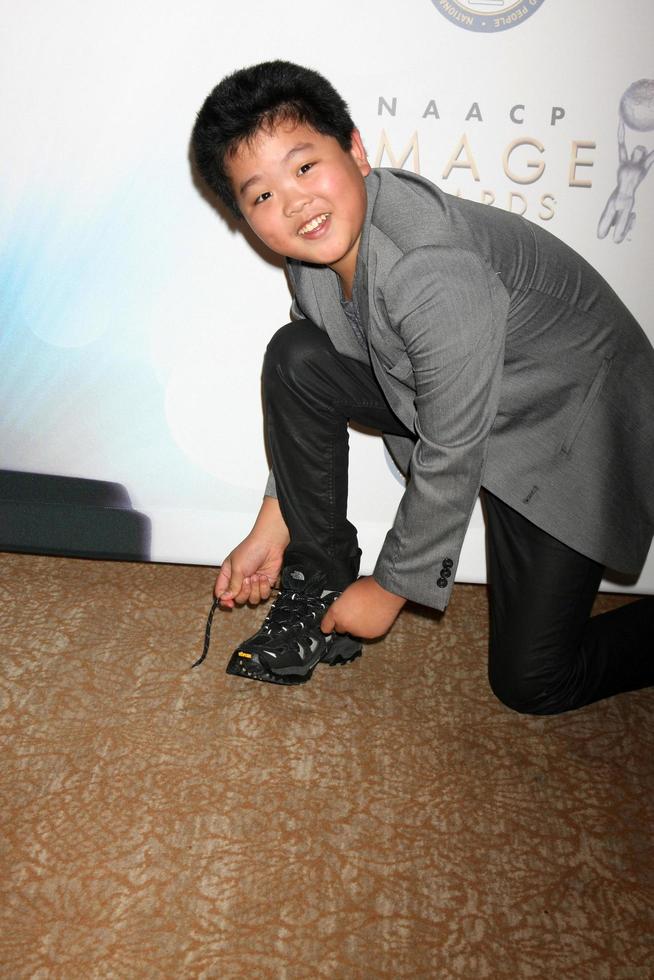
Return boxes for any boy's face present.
[226,121,371,292]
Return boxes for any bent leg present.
[484,490,654,715]
[263,320,412,589]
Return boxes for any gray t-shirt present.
[340,293,368,355]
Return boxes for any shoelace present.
[191,586,330,669]
[191,596,221,668]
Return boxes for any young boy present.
[191,60,654,712]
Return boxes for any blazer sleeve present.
[383,432,415,478]
[373,245,507,610]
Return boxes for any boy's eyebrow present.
[238,142,316,196]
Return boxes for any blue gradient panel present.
[0,177,252,515]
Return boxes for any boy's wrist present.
[369,575,406,609]
[254,495,290,544]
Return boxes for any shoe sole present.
[225,633,362,686]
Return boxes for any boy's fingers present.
[226,569,247,601]
[247,575,262,605]
[216,560,249,605]
[231,577,251,606]
[321,607,336,634]
[215,559,232,598]
[216,564,275,607]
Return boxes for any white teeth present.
[298,213,329,236]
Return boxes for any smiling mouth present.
[298,212,330,236]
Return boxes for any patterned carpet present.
[1,551,652,979]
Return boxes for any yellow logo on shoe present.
[238,651,253,659]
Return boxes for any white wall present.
[1,0,652,592]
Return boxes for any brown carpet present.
[1,551,652,979]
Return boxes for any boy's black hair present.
[192,60,356,218]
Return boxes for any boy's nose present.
[283,190,312,217]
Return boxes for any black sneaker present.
[224,567,362,685]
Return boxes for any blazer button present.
[443,558,453,568]
[437,577,448,588]
[441,568,451,578]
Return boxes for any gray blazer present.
[269,168,654,610]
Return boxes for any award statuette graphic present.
[598,79,654,244]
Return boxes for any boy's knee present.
[488,652,572,716]
[488,673,544,715]
[263,319,330,385]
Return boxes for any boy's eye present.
[254,191,272,205]
[298,162,314,175]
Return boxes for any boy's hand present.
[215,545,283,608]
[320,576,406,639]
[216,496,290,608]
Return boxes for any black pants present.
[264,320,654,715]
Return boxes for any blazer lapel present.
[352,171,379,336]
[308,269,368,362]
[356,172,418,430]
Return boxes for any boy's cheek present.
[245,216,277,248]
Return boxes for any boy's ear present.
[350,128,372,177]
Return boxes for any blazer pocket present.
[560,356,613,456]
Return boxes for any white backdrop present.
[1,0,653,592]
